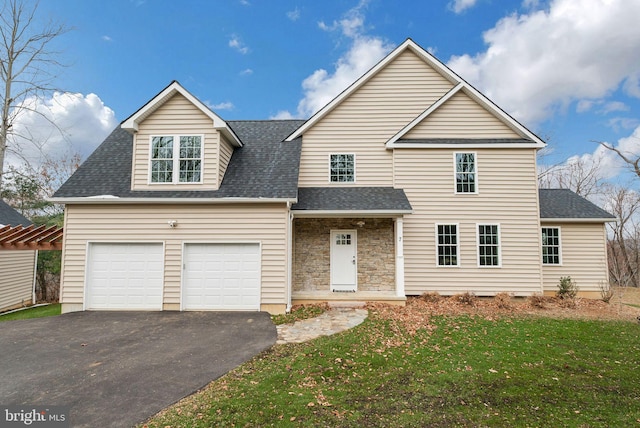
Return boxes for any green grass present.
[143,312,640,427]
[0,304,61,322]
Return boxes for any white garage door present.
[183,243,261,310]
[86,243,164,310]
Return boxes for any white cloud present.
[287,8,301,22]
[229,36,249,54]
[447,0,640,127]
[607,117,640,132]
[240,68,253,76]
[206,101,234,111]
[448,0,479,14]
[270,110,295,120]
[294,1,392,117]
[101,35,113,42]
[296,36,392,117]
[600,101,629,115]
[7,92,117,167]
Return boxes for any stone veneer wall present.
[293,218,395,292]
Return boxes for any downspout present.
[286,202,293,313]
[32,250,39,305]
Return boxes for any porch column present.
[394,217,405,297]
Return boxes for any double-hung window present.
[330,154,355,183]
[542,227,561,265]
[455,152,476,193]
[436,224,459,266]
[477,224,500,267]
[151,135,202,184]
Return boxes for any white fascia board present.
[540,218,616,223]
[121,81,243,147]
[292,209,413,218]
[385,83,464,148]
[388,142,543,149]
[48,196,296,205]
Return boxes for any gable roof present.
[539,189,615,222]
[121,81,242,147]
[285,38,545,148]
[51,120,305,202]
[0,200,32,227]
[292,187,412,216]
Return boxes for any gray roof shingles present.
[53,120,305,199]
[0,200,32,226]
[539,189,615,220]
[292,187,412,212]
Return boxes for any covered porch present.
[289,187,412,306]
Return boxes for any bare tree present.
[0,0,69,189]
[598,137,640,181]
[539,154,606,198]
[604,185,640,288]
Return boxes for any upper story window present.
[150,135,202,184]
[330,154,355,183]
[542,227,561,265]
[455,152,476,193]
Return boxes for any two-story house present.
[52,39,614,314]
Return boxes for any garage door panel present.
[86,243,164,310]
[183,243,260,310]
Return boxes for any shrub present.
[454,292,477,307]
[494,292,513,309]
[557,276,578,300]
[528,293,546,309]
[419,292,441,303]
[599,281,614,303]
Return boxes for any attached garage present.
[86,243,164,310]
[182,243,261,310]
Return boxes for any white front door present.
[330,230,357,291]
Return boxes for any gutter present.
[48,196,298,205]
[540,218,617,223]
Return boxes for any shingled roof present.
[0,200,32,227]
[539,189,615,220]
[292,187,412,213]
[53,120,305,200]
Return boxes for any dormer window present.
[150,135,202,184]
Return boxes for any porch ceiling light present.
[356,221,365,228]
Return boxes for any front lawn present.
[0,304,61,322]
[143,300,640,427]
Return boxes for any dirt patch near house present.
[367,287,640,330]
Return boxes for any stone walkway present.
[276,307,369,344]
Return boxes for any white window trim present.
[148,134,205,185]
[435,222,460,267]
[476,223,502,268]
[453,152,478,195]
[541,226,562,266]
[328,153,356,184]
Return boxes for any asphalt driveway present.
[0,311,276,427]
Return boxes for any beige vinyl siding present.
[219,135,234,184]
[541,222,609,293]
[0,251,35,311]
[404,91,522,139]
[298,50,455,187]
[395,148,542,296]
[131,93,220,191]
[60,203,288,307]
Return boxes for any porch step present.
[328,301,367,309]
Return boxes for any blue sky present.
[11,0,640,182]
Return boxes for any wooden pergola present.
[0,224,63,251]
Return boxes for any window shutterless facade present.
[329,153,355,183]
[455,152,476,193]
[436,224,459,266]
[477,224,500,267]
[150,135,203,184]
[541,227,561,265]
